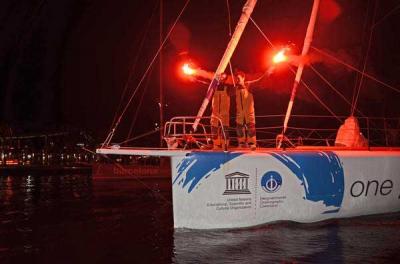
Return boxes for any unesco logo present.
[223,172,251,195]
[261,171,282,193]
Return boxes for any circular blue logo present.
[261,171,282,193]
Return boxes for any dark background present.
[1,0,399,144]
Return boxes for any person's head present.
[234,69,245,79]
[234,69,245,85]
[220,73,228,81]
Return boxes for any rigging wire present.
[125,65,156,142]
[118,128,160,146]
[109,1,159,133]
[249,16,274,48]
[309,64,365,117]
[250,17,342,123]
[352,0,378,116]
[250,15,400,127]
[255,114,400,120]
[299,78,342,123]
[226,0,233,36]
[226,0,236,85]
[351,0,371,114]
[311,46,400,95]
[372,1,400,28]
[102,0,191,147]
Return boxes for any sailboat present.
[97,0,400,229]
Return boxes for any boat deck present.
[97,146,400,157]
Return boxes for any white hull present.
[97,147,400,229]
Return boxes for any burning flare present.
[272,49,288,64]
[182,63,196,75]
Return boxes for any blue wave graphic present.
[270,151,345,213]
[174,152,242,193]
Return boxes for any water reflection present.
[173,216,400,263]
[0,174,93,261]
[2,176,13,204]
[1,175,399,263]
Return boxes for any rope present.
[311,46,400,94]
[103,0,191,146]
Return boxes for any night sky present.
[1,0,399,144]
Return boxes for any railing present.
[162,114,400,150]
[253,115,400,148]
[163,116,228,150]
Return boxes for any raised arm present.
[194,69,215,80]
[195,69,237,85]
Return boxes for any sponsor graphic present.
[270,151,344,214]
[223,172,251,195]
[350,179,394,197]
[261,171,282,193]
[260,196,286,208]
[206,197,252,211]
[173,152,242,193]
[173,151,345,214]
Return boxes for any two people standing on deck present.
[207,70,258,150]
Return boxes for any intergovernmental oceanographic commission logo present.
[223,172,251,195]
[261,171,282,193]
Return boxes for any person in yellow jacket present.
[211,73,234,149]
[185,67,234,149]
[235,71,257,150]
[185,66,260,150]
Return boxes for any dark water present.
[1,174,400,263]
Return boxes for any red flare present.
[182,63,196,75]
[272,49,288,64]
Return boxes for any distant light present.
[272,49,288,64]
[182,63,196,75]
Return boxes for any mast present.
[192,0,257,132]
[278,0,320,148]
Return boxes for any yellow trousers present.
[236,87,256,147]
[211,88,230,149]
